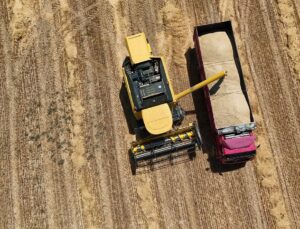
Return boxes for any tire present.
[173,105,185,126]
[194,121,202,149]
[129,150,137,175]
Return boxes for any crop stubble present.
[0,0,299,228]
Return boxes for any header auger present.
[122,32,225,174]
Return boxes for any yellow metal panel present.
[131,122,196,146]
[141,103,172,135]
[126,33,151,64]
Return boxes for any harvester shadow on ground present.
[185,48,245,174]
[119,83,136,135]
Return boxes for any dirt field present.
[0,0,300,228]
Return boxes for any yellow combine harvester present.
[122,33,225,173]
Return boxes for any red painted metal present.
[221,135,256,155]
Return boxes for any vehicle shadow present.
[209,76,224,95]
[185,47,245,174]
[119,83,137,135]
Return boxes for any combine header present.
[122,33,225,173]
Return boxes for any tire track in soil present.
[178,1,267,228]
[219,0,291,227]
[35,1,85,228]
[275,0,300,81]
[71,0,142,227]
[117,1,192,228]
[100,1,151,227]
[7,0,49,228]
[257,0,300,226]
[5,1,39,225]
[112,1,165,228]
[154,3,201,228]
[1,0,300,228]
[0,18,15,229]
[116,1,267,228]
[271,0,300,145]
[73,1,114,227]
[32,7,61,228]
[34,1,83,227]
[87,1,131,227]
[180,0,264,227]
[244,0,300,227]
[124,1,190,228]
[71,0,125,227]
[271,0,300,135]
[77,30,114,229]
[58,0,97,228]
[293,0,300,19]
[251,0,300,227]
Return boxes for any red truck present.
[194,21,256,164]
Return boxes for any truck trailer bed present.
[198,31,251,129]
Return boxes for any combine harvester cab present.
[194,21,256,164]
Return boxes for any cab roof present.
[126,33,151,64]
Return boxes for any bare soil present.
[0,0,300,228]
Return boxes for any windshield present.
[225,151,256,162]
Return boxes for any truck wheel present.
[188,147,196,160]
[194,121,202,149]
[129,150,137,175]
[173,105,185,126]
[134,120,150,140]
